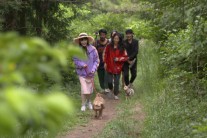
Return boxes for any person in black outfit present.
[123,29,139,88]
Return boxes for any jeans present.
[97,69,109,89]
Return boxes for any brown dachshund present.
[93,93,105,119]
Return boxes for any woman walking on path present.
[73,33,99,111]
[103,32,128,100]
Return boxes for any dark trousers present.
[97,69,108,89]
[123,61,137,86]
[107,73,121,96]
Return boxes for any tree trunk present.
[34,0,43,36]
[3,10,16,32]
[18,1,27,35]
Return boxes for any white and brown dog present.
[124,86,134,100]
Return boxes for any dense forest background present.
[0,0,207,137]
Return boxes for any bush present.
[0,32,85,90]
[0,87,73,137]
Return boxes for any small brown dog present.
[93,93,105,119]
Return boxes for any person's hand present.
[104,63,107,70]
[88,70,95,76]
[114,57,119,62]
[128,60,132,64]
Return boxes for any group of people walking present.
[73,29,139,111]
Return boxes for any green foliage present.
[142,72,207,138]
[68,12,128,39]
[91,0,140,13]
[0,87,73,137]
[0,32,85,90]
[160,20,207,93]
[126,19,156,39]
[0,32,87,136]
[0,1,90,42]
[160,26,192,71]
[139,40,207,138]
[92,13,126,33]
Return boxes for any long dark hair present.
[79,37,89,46]
[110,30,117,38]
[110,32,125,52]
[79,37,89,56]
[79,37,89,54]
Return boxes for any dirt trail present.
[60,92,145,138]
[60,94,120,138]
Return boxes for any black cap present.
[125,29,134,34]
[99,29,107,35]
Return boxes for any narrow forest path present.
[60,94,119,138]
[60,92,145,138]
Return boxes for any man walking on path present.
[94,29,110,93]
[123,29,139,89]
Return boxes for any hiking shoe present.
[104,88,110,93]
[88,102,93,110]
[114,95,119,100]
[81,105,86,111]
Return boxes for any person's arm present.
[103,45,108,69]
[128,40,139,60]
[114,50,128,62]
[72,57,87,69]
[91,49,100,73]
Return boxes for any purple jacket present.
[73,45,99,77]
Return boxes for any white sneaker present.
[88,102,93,110]
[114,96,119,100]
[104,88,110,93]
[81,105,86,111]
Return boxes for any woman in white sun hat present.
[73,33,99,111]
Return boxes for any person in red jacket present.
[103,32,128,100]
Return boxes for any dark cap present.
[99,29,107,35]
[125,29,134,34]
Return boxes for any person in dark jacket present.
[123,29,139,89]
[94,29,110,93]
